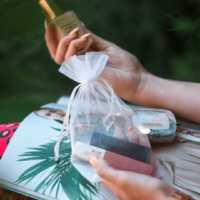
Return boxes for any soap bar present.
[73,142,153,176]
[90,132,151,163]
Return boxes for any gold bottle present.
[39,0,92,52]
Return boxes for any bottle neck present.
[39,0,65,21]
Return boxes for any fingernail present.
[129,126,134,132]
[89,155,98,168]
[80,33,91,39]
[114,126,126,140]
[69,27,79,36]
[128,129,139,144]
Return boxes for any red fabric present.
[0,187,29,200]
[0,122,32,200]
[0,122,20,158]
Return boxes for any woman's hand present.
[45,26,150,103]
[89,156,176,200]
[45,25,200,122]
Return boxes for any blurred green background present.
[1,0,200,124]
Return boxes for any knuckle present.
[112,191,124,200]
[54,57,61,65]
[70,40,76,46]
[97,167,107,179]
[98,168,106,179]
[116,173,130,187]
[110,42,117,47]
[60,36,68,44]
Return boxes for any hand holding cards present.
[73,132,154,176]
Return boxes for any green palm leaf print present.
[15,136,99,200]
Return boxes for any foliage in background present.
[1,0,200,123]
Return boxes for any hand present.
[89,156,176,200]
[45,26,151,103]
[45,25,200,122]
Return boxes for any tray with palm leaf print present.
[0,99,119,200]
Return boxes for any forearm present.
[135,73,200,123]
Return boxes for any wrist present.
[132,71,164,106]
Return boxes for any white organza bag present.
[54,52,162,182]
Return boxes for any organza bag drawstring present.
[54,77,122,161]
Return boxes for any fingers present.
[128,126,139,144]
[85,28,114,50]
[45,24,58,59]
[65,33,91,60]
[89,156,118,182]
[45,26,91,64]
[89,155,130,186]
[45,26,114,64]
[89,156,156,196]
[114,126,126,140]
[101,180,128,200]
[54,27,79,64]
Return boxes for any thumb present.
[89,156,129,200]
[85,28,114,50]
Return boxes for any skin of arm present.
[136,73,200,123]
[45,25,200,123]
